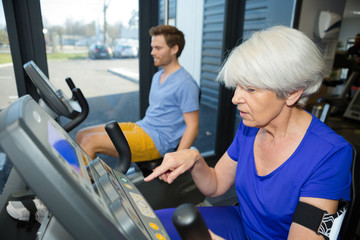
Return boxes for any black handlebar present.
[63,88,89,132]
[66,77,77,100]
[172,203,212,240]
[104,121,132,174]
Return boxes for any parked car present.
[112,44,138,58]
[88,43,112,59]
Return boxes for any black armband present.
[292,199,348,240]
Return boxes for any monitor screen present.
[24,61,72,118]
[24,61,59,95]
[48,121,80,174]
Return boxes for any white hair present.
[217,26,325,106]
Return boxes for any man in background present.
[76,25,200,162]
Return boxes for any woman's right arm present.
[144,149,237,198]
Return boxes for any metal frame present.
[2,0,47,101]
[292,0,303,29]
[215,0,246,156]
[138,0,159,118]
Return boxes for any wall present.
[298,0,346,77]
[298,0,345,37]
[176,0,204,86]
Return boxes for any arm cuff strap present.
[292,201,326,232]
[292,199,348,240]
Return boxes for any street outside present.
[0,58,139,109]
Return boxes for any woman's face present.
[232,85,286,128]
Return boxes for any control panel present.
[89,158,169,240]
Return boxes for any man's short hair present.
[149,25,185,58]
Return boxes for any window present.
[0,2,15,193]
[0,2,17,110]
[159,0,176,25]
[39,0,140,144]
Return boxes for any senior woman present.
[144,26,352,240]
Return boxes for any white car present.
[113,44,138,58]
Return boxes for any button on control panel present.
[89,158,169,240]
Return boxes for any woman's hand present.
[144,149,201,184]
[209,230,225,240]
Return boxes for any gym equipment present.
[0,60,89,202]
[22,60,204,210]
[104,121,132,174]
[105,120,205,210]
[0,95,211,239]
[23,60,89,132]
[173,203,212,240]
[343,88,360,121]
[0,95,168,239]
[339,144,360,239]
[0,60,90,238]
[108,92,205,210]
[314,57,360,122]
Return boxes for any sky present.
[0,0,138,27]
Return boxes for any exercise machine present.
[0,95,199,239]
[23,60,89,132]
[0,95,166,239]
[0,60,90,238]
[19,61,205,210]
[344,87,360,121]
[313,52,360,122]
[104,120,205,210]
[0,95,210,239]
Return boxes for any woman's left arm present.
[288,197,339,240]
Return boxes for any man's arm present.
[177,110,199,150]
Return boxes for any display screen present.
[25,61,59,94]
[48,121,80,174]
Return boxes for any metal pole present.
[164,0,169,25]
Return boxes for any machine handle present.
[172,203,212,240]
[65,77,77,100]
[63,88,89,132]
[105,121,131,174]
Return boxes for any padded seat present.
[340,143,360,239]
[136,158,163,177]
